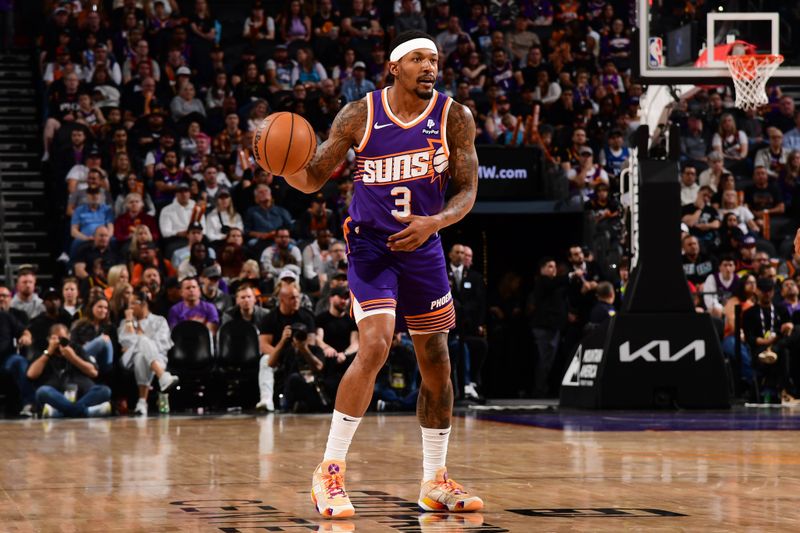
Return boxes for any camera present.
[291,323,308,342]
[58,337,70,347]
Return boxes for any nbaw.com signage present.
[561,314,729,409]
[475,145,542,200]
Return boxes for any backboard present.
[634,0,800,86]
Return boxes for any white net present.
[725,54,784,110]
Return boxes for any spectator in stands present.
[265,44,295,94]
[302,229,333,288]
[260,227,302,282]
[11,267,45,322]
[394,0,425,35]
[711,113,748,176]
[27,324,111,418]
[295,193,335,241]
[682,185,720,251]
[681,113,709,170]
[119,289,179,416]
[27,287,73,355]
[172,221,215,266]
[70,187,114,257]
[243,1,275,43]
[783,110,800,151]
[341,61,375,103]
[198,264,231,316]
[42,71,81,162]
[682,235,715,289]
[131,241,177,287]
[484,94,512,143]
[170,82,205,122]
[569,147,608,204]
[122,39,161,83]
[781,278,800,318]
[64,139,104,193]
[177,241,216,280]
[745,166,785,235]
[204,187,243,244]
[717,189,759,236]
[70,296,115,377]
[244,184,292,253]
[766,95,796,133]
[703,255,739,319]
[159,181,202,255]
[213,113,243,166]
[698,152,730,194]
[168,277,219,333]
[153,149,190,208]
[755,127,789,179]
[61,278,81,319]
[68,168,111,217]
[114,192,160,252]
[73,225,119,280]
[679,165,699,206]
[143,129,176,180]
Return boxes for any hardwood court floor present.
[2,411,800,532]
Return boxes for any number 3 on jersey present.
[391,186,411,218]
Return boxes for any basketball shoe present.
[418,467,484,512]
[311,460,355,518]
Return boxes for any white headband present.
[389,38,438,62]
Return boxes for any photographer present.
[263,285,319,410]
[26,324,111,417]
[316,287,359,400]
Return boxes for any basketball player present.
[284,31,482,518]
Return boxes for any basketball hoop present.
[725,54,783,110]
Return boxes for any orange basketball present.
[252,112,317,177]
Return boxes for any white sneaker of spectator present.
[41,404,62,418]
[19,404,34,417]
[255,397,274,412]
[158,371,180,393]
[87,401,112,417]
[134,399,148,416]
[464,383,480,400]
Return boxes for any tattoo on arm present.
[304,98,367,190]
[437,102,478,230]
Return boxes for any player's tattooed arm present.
[437,102,478,229]
[288,98,367,193]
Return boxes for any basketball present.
[252,112,317,177]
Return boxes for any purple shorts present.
[343,217,455,335]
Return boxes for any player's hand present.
[388,214,440,252]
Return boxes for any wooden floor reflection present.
[1,412,800,531]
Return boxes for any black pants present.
[284,373,326,412]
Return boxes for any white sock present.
[323,410,362,462]
[421,426,451,481]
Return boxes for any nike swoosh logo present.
[439,431,450,436]
[373,122,392,130]
[343,417,358,422]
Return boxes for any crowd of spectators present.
[3,0,800,413]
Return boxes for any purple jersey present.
[350,88,454,237]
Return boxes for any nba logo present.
[648,37,663,68]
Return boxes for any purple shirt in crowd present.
[167,300,219,329]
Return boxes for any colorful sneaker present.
[311,460,355,518]
[418,467,484,512]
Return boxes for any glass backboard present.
[635,0,800,86]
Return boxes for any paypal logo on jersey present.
[361,147,448,184]
[422,118,439,135]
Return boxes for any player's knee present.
[356,335,392,372]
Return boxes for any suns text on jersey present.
[361,149,434,184]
